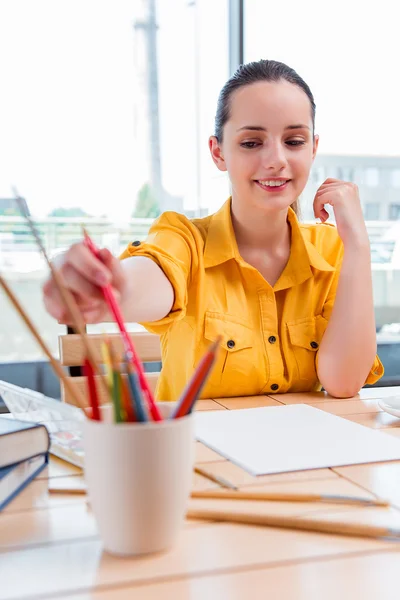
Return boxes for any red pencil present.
[82,228,162,422]
[172,337,221,419]
[83,358,101,421]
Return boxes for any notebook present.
[195,404,400,476]
[0,454,48,511]
[0,417,50,469]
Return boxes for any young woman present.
[43,59,383,400]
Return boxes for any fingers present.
[317,180,358,193]
[43,242,125,325]
[97,248,126,293]
[313,188,334,221]
[67,244,112,287]
[43,278,103,323]
[43,279,65,321]
[314,205,330,222]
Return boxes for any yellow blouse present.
[120,198,383,401]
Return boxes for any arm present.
[118,256,174,323]
[43,249,174,325]
[313,179,377,398]
[317,241,376,397]
[43,212,195,327]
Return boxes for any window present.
[370,241,395,264]
[246,0,400,376]
[364,168,379,187]
[310,166,325,184]
[391,169,400,188]
[389,204,400,220]
[365,203,380,221]
[0,0,229,364]
[337,167,355,182]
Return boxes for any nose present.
[261,140,287,172]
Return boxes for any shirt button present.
[310,341,319,349]
[227,339,235,349]
[132,240,141,247]
[268,336,277,344]
[270,384,279,391]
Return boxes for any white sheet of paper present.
[194,404,400,476]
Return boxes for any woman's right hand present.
[43,243,127,324]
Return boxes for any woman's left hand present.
[313,178,369,248]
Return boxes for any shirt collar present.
[204,199,239,268]
[203,198,335,284]
[274,208,335,291]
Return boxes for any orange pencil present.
[121,376,136,422]
[172,337,220,419]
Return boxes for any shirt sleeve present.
[119,211,200,335]
[320,238,384,387]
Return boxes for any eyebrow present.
[237,124,311,132]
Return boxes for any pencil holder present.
[83,403,194,556]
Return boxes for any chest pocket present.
[197,312,258,392]
[287,315,328,381]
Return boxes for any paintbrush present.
[12,188,110,399]
[0,273,86,412]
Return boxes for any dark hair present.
[214,60,316,216]
[215,59,316,141]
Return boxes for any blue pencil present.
[126,364,147,422]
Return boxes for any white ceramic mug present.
[83,403,194,556]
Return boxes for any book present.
[0,416,50,469]
[0,381,84,468]
[0,454,48,511]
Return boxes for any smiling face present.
[209,80,318,215]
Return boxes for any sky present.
[0,0,399,218]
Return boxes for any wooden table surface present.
[2,387,400,600]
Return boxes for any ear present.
[312,134,319,161]
[209,136,227,172]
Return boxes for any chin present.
[252,193,295,214]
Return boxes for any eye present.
[286,139,306,147]
[240,141,261,149]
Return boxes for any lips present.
[255,179,291,192]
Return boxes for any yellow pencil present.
[101,340,113,388]
[187,508,400,540]
[191,489,389,507]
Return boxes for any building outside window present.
[389,204,400,220]
[391,169,400,188]
[364,203,381,221]
[364,168,379,187]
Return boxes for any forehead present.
[228,80,312,129]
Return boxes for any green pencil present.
[112,369,124,423]
[108,341,124,423]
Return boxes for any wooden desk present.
[2,387,400,600]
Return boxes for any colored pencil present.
[82,228,162,422]
[194,467,238,490]
[83,358,101,421]
[101,341,114,388]
[186,508,400,540]
[48,485,390,510]
[172,337,221,419]
[112,370,123,423]
[107,340,123,423]
[121,375,136,422]
[191,489,390,507]
[0,273,86,413]
[126,363,148,422]
[13,190,110,401]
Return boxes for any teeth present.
[259,180,288,187]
